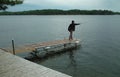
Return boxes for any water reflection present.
[69,50,77,67]
[68,50,77,77]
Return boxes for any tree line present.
[0,9,120,15]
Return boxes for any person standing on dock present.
[68,20,80,40]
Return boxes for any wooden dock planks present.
[3,39,80,54]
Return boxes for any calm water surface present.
[0,15,120,77]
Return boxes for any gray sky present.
[7,0,120,12]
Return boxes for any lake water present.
[0,15,120,77]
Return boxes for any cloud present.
[24,0,104,9]
[25,0,101,6]
[8,0,120,11]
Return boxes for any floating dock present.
[3,39,80,58]
[0,49,72,77]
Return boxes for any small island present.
[0,9,120,15]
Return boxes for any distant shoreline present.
[0,9,120,15]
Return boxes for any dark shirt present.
[68,23,79,32]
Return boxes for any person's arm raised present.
[75,23,80,25]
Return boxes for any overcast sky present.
[7,0,120,12]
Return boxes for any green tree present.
[0,0,23,10]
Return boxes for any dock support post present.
[75,43,77,48]
[12,40,15,55]
[64,44,66,50]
